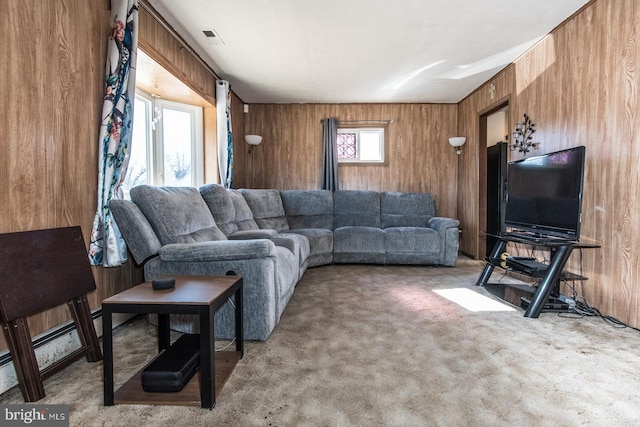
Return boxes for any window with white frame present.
[337,127,386,163]
[122,91,203,198]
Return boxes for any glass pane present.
[122,97,149,198]
[359,131,382,161]
[337,133,357,158]
[162,108,192,186]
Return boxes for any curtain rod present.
[320,119,394,124]
[139,0,220,80]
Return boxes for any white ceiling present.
[148,0,591,104]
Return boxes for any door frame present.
[478,98,510,260]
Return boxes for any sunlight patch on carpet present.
[433,288,516,312]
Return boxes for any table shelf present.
[114,351,241,406]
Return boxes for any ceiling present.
[148,0,591,104]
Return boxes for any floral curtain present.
[89,0,139,267]
[216,80,234,188]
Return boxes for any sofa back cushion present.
[381,192,436,228]
[130,185,227,245]
[199,184,259,236]
[230,190,259,231]
[240,189,290,231]
[199,184,237,236]
[281,190,334,230]
[333,190,381,228]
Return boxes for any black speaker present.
[152,277,175,290]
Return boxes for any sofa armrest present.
[109,199,162,265]
[428,217,460,234]
[228,229,278,240]
[159,239,276,262]
[428,217,460,266]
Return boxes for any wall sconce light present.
[245,134,262,154]
[510,114,539,154]
[448,137,466,155]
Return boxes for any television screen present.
[504,146,586,240]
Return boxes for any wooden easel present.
[0,226,102,402]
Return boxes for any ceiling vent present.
[202,29,224,45]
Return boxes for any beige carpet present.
[2,259,640,426]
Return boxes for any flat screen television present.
[503,146,586,241]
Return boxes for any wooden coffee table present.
[102,275,243,409]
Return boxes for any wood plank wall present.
[242,104,459,219]
[457,0,640,327]
[138,3,216,106]
[3,0,637,355]
[0,0,224,352]
[0,0,142,352]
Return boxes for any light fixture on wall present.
[449,137,466,155]
[245,134,262,154]
[510,114,539,154]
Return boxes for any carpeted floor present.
[2,259,640,426]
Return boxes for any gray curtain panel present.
[321,117,339,191]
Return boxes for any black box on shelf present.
[141,334,200,393]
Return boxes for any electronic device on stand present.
[475,146,600,317]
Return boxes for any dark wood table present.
[102,275,243,409]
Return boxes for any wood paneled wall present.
[457,0,640,327]
[3,0,637,352]
[241,104,459,218]
[0,0,143,352]
[0,0,228,352]
[138,3,216,106]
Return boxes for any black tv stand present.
[475,233,599,317]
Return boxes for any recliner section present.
[110,184,459,341]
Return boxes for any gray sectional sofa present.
[110,184,459,341]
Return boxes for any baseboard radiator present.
[0,310,134,395]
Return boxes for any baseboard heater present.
[0,309,104,368]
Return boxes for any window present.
[122,91,203,197]
[337,127,386,163]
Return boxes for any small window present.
[337,127,385,164]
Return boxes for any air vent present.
[202,29,224,45]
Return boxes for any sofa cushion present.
[384,227,443,265]
[287,228,333,257]
[333,226,385,263]
[199,184,237,236]
[281,190,334,230]
[130,186,227,245]
[381,192,435,228]
[240,189,290,231]
[333,191,381,228]
[271,233,311,275]
[384,227,441,254]
[200,184,259,236]
[230,190,259,231]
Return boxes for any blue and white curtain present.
[216,80,234,188]
[89,0,139,267]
